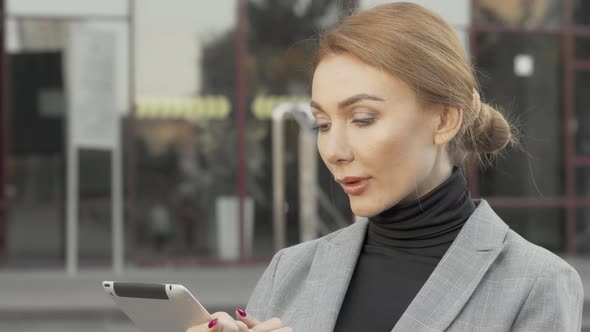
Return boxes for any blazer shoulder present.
[504,231,584,330]
[497,229,582,284]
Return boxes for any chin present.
[350,201,382,218]
[350,194,401,218]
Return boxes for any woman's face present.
[311,53,447,217]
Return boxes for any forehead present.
[312,53,411,102]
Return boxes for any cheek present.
[316,135,337,175]
[316,135,328,163]
[355,122,415,171]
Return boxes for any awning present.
[136,96,231,120]
[251,95,309,119]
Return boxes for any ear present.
[433,106,463,145]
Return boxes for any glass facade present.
[243,0,355,253]
[476,33,564,198]
[574,0,590,27]
[577,208,590,253]
[578,168,590,197]
[494,207,565,252]
[130,0,239,262]
[127,0,357,263]
[3,0,590,271]
[1,0,359,267]
[8,27,67,266]
[473,0,590,254]
[5,18,128,267]
[576,71,590,156]
[2,2,590,331]
[576,38,590,59]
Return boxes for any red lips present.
[336,177,371,195]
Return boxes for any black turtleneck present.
[334,167,476,332]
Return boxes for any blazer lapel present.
[392,199,509,332]
[307,219,368,331]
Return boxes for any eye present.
[312,122,331,132]
[352,117,375,126]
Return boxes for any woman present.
[189,2,583,331]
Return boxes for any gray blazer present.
[246,199,584,331]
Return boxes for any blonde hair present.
[314,2,515,167]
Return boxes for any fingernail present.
[236,307,247,317]
[208,318,218,329]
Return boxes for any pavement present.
[0,257,589,331]
[0,265,268,331]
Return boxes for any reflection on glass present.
[476,33,563,197]
[244,1,355,256]
[574,0,590,27]
[575,72,590,155]
[577,168,590,197]
[133,116,236,259]
[131,0,240,261]
[7,50,65,267]
[6,18,127,268]
[494,207,565,253]
[575,38,590,60]
[475,0,562,28]
[18,19,66,51]
[78,150,112,266]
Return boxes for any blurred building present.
[0,0,589,274]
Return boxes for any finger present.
[212,312,241,332]
[186,317,223,332]
[251,318,283,332]
[212,311,235,321]
[235,307,260,328]
[235,320,250,332]
[217,320,239,332]
[270,328,292,332]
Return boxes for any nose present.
[321,126,354,165]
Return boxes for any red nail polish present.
[208,318,218,329]
[236,307,247,317]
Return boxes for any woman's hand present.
[234,307,293,332]
[186,308,292,332]
[186,311,249,332]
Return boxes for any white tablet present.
[102,281,212,332]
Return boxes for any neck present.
[366,166,475,257]
[399,162,453,204]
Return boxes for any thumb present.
[235,307,259,328]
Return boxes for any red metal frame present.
[575,157,590,167]
[486,198,590,208]
[471,24,590,37]
[0,0,10,257]
[564,0,576,255]
[236,0,247,261]
[573,60,590,70]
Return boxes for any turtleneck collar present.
[366,166,475,256]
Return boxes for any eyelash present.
[311,118,375,132]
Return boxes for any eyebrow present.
[310,93,385,113]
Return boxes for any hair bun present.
[465,102,512,154]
